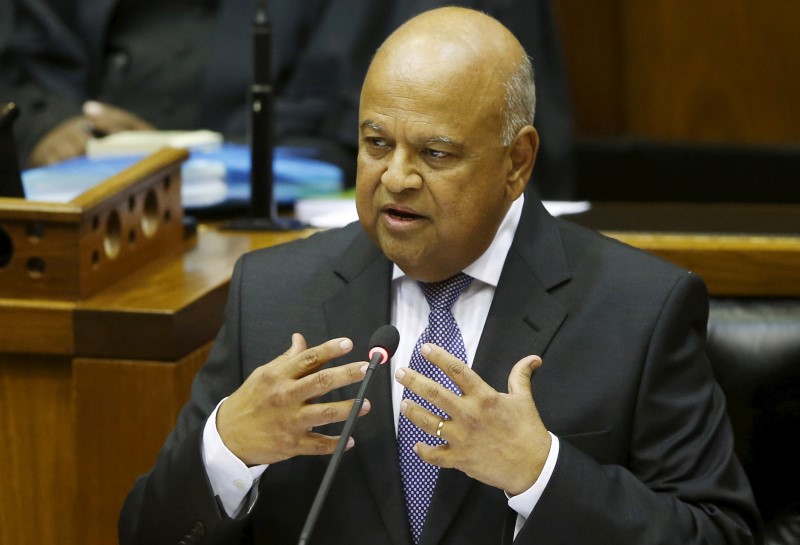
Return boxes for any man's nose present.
[380,148,422,192]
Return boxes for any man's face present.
[355,52,519,282]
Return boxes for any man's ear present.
[505,126,539,200]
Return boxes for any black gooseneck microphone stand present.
[297,325,401,545]
[223,1,306,231]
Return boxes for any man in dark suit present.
[119,7,758,545]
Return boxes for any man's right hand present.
[216,334,370,466]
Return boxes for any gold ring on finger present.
[436,419,445,439]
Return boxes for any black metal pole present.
[223,1,305,231]
[249,3,273,219]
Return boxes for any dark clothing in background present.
[0,0,575,197]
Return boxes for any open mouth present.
[385,207,423,221]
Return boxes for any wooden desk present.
[566,202,800,296]
[1,202,798,545]
[0,226,316,545]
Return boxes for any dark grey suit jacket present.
[119,198,759,545]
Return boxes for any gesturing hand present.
[395,344,552,495]
[216,333,370,466]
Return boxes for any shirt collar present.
[391,194,525,287]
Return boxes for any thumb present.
[508,355,542,396]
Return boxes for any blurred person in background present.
[0,0,575,198]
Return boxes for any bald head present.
[365,7,536,145]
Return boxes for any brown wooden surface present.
[0,298,74,355]
[621,0,800,143]
[0,199,82,222]
[74,343,211,545]
[611,233,800,296]
[0,148,188,301]
[0,219,82,301]
[566,202,800,296]
[0,226,316,545]
[553,0,800,142]
[0,353,76,545]
[550,2,625,135]
[73,148,187,300]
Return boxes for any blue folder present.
[22,143,344,212]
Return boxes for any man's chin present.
[378,242,424,275]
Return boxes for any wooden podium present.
[0,149,316,545]
[0,148,186,545]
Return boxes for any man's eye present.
[366,137,388,148]
[424,148,448,159]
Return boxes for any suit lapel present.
[322,232,413,545]
[422,198,571,545]
[475,197,571,390]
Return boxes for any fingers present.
[397,349,550,490]
[414,441,452,469]
[276,335,365,400]
[298,398,372,430]
[28,116,92,166]
[293,361,368,404]
[419,343,483,394]
[295,432,355,457]
[399,398,453,441]
[399,400,456,470]
[291,396,372,456]
[83,101,155,132]
[283,336,355,379]
[393,343,483,416]
[217,333,373,465]
[395,365,462,418]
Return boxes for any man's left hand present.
[395,344,551,496]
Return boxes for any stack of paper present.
[86,130,223,157]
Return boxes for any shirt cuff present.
[507,432,560,536]
[201,397,268,517]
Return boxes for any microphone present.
[366,324,400,369]
[298,325,400,545]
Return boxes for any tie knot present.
[418,273,473,311]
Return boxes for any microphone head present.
[367,325,400,365]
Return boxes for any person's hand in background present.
[28,101,154,167]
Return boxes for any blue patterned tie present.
[398,272,473,544]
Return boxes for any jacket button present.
[111,51,130,72]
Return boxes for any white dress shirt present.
[202,194,559,531]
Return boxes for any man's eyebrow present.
[360,120,466,152]
[424,135,456,146]
[360,120,383,133]
[423,135,465,153]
